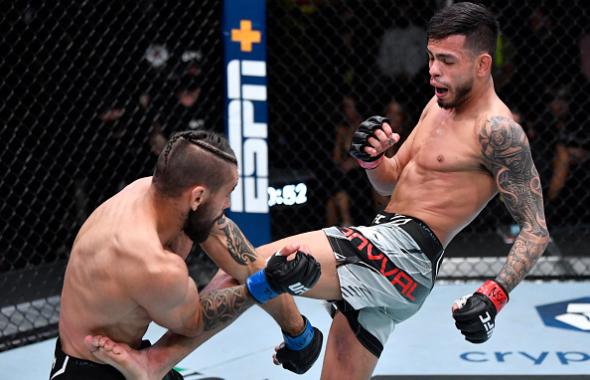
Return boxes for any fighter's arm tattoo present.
[199,286,253,331]
[479,116,550,292]
[216,216,257,265]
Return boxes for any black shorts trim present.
[49,338,184,380]
[371,212,444,266]
[334,299,383,358]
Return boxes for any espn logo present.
[227,58,268,213]
[288,282,309,295]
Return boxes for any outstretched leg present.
[320,312,379,380]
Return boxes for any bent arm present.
[364,99,431,196]
[480,116,551,292]
[115,219,307,379]
[146,271,252,378]
[133,252,253,338]
[200,216,306,334]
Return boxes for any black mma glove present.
[349,115,390,169]
[246,250,321,303]
[275,315,323,374]
[452,280,509,343]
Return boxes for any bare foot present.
[84,335,154,380]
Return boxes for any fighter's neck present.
[145,186,185,245]
[451,78,495,115]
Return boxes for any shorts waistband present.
[53,338,151,371]
[372,212,444,267]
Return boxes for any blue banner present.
[223,0,270,246]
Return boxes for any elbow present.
[173,314,204,338]
[374,185,394,197]
[540,233,551,254]
[366,170,397,196]
[180,312,206,338]
[518,225,551,257]
[368,179,395,197]
[539,225,551,247]
[179,327,203,339]
[172,304,207,338]
[169,324,203,339]
[532,228,551,257]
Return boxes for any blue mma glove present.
[246,250,321,303]
[275,315,323,374]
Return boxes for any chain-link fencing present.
[1,0,589,351]
[266,0,590,280]
[1,0,223,351]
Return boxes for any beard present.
[182,202,220,243]
[437,79,473,109]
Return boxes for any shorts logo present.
[388,215,413,226]
[373,214,387,224]
[340,227,420,302]
[373,214,413,226]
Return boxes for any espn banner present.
[223,0,270,246]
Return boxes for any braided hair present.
[153,130,237,197]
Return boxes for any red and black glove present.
[452,280,509,343]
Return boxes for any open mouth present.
[435,87,449,96]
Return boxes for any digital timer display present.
[267,183,308,206]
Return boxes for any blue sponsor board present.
[223,0,270,246]
[536,296,590,333]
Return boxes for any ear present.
[476,53,493,77]
[189,185,208,211]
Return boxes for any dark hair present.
[427,2,499,58]
[153,130,237,197]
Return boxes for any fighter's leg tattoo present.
[217,216,257,265]
[479,116,550,292]
[200,286,253,331]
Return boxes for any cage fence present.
[1,0,588,351]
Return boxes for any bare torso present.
[59,178,193,360]
[388,94,513,246]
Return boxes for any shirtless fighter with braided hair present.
[50,130,322,379]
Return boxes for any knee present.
[255,245,275,263]
[329,316,358,362]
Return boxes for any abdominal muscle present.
[387,159,497,247]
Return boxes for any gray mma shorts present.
[323,212,444,357]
